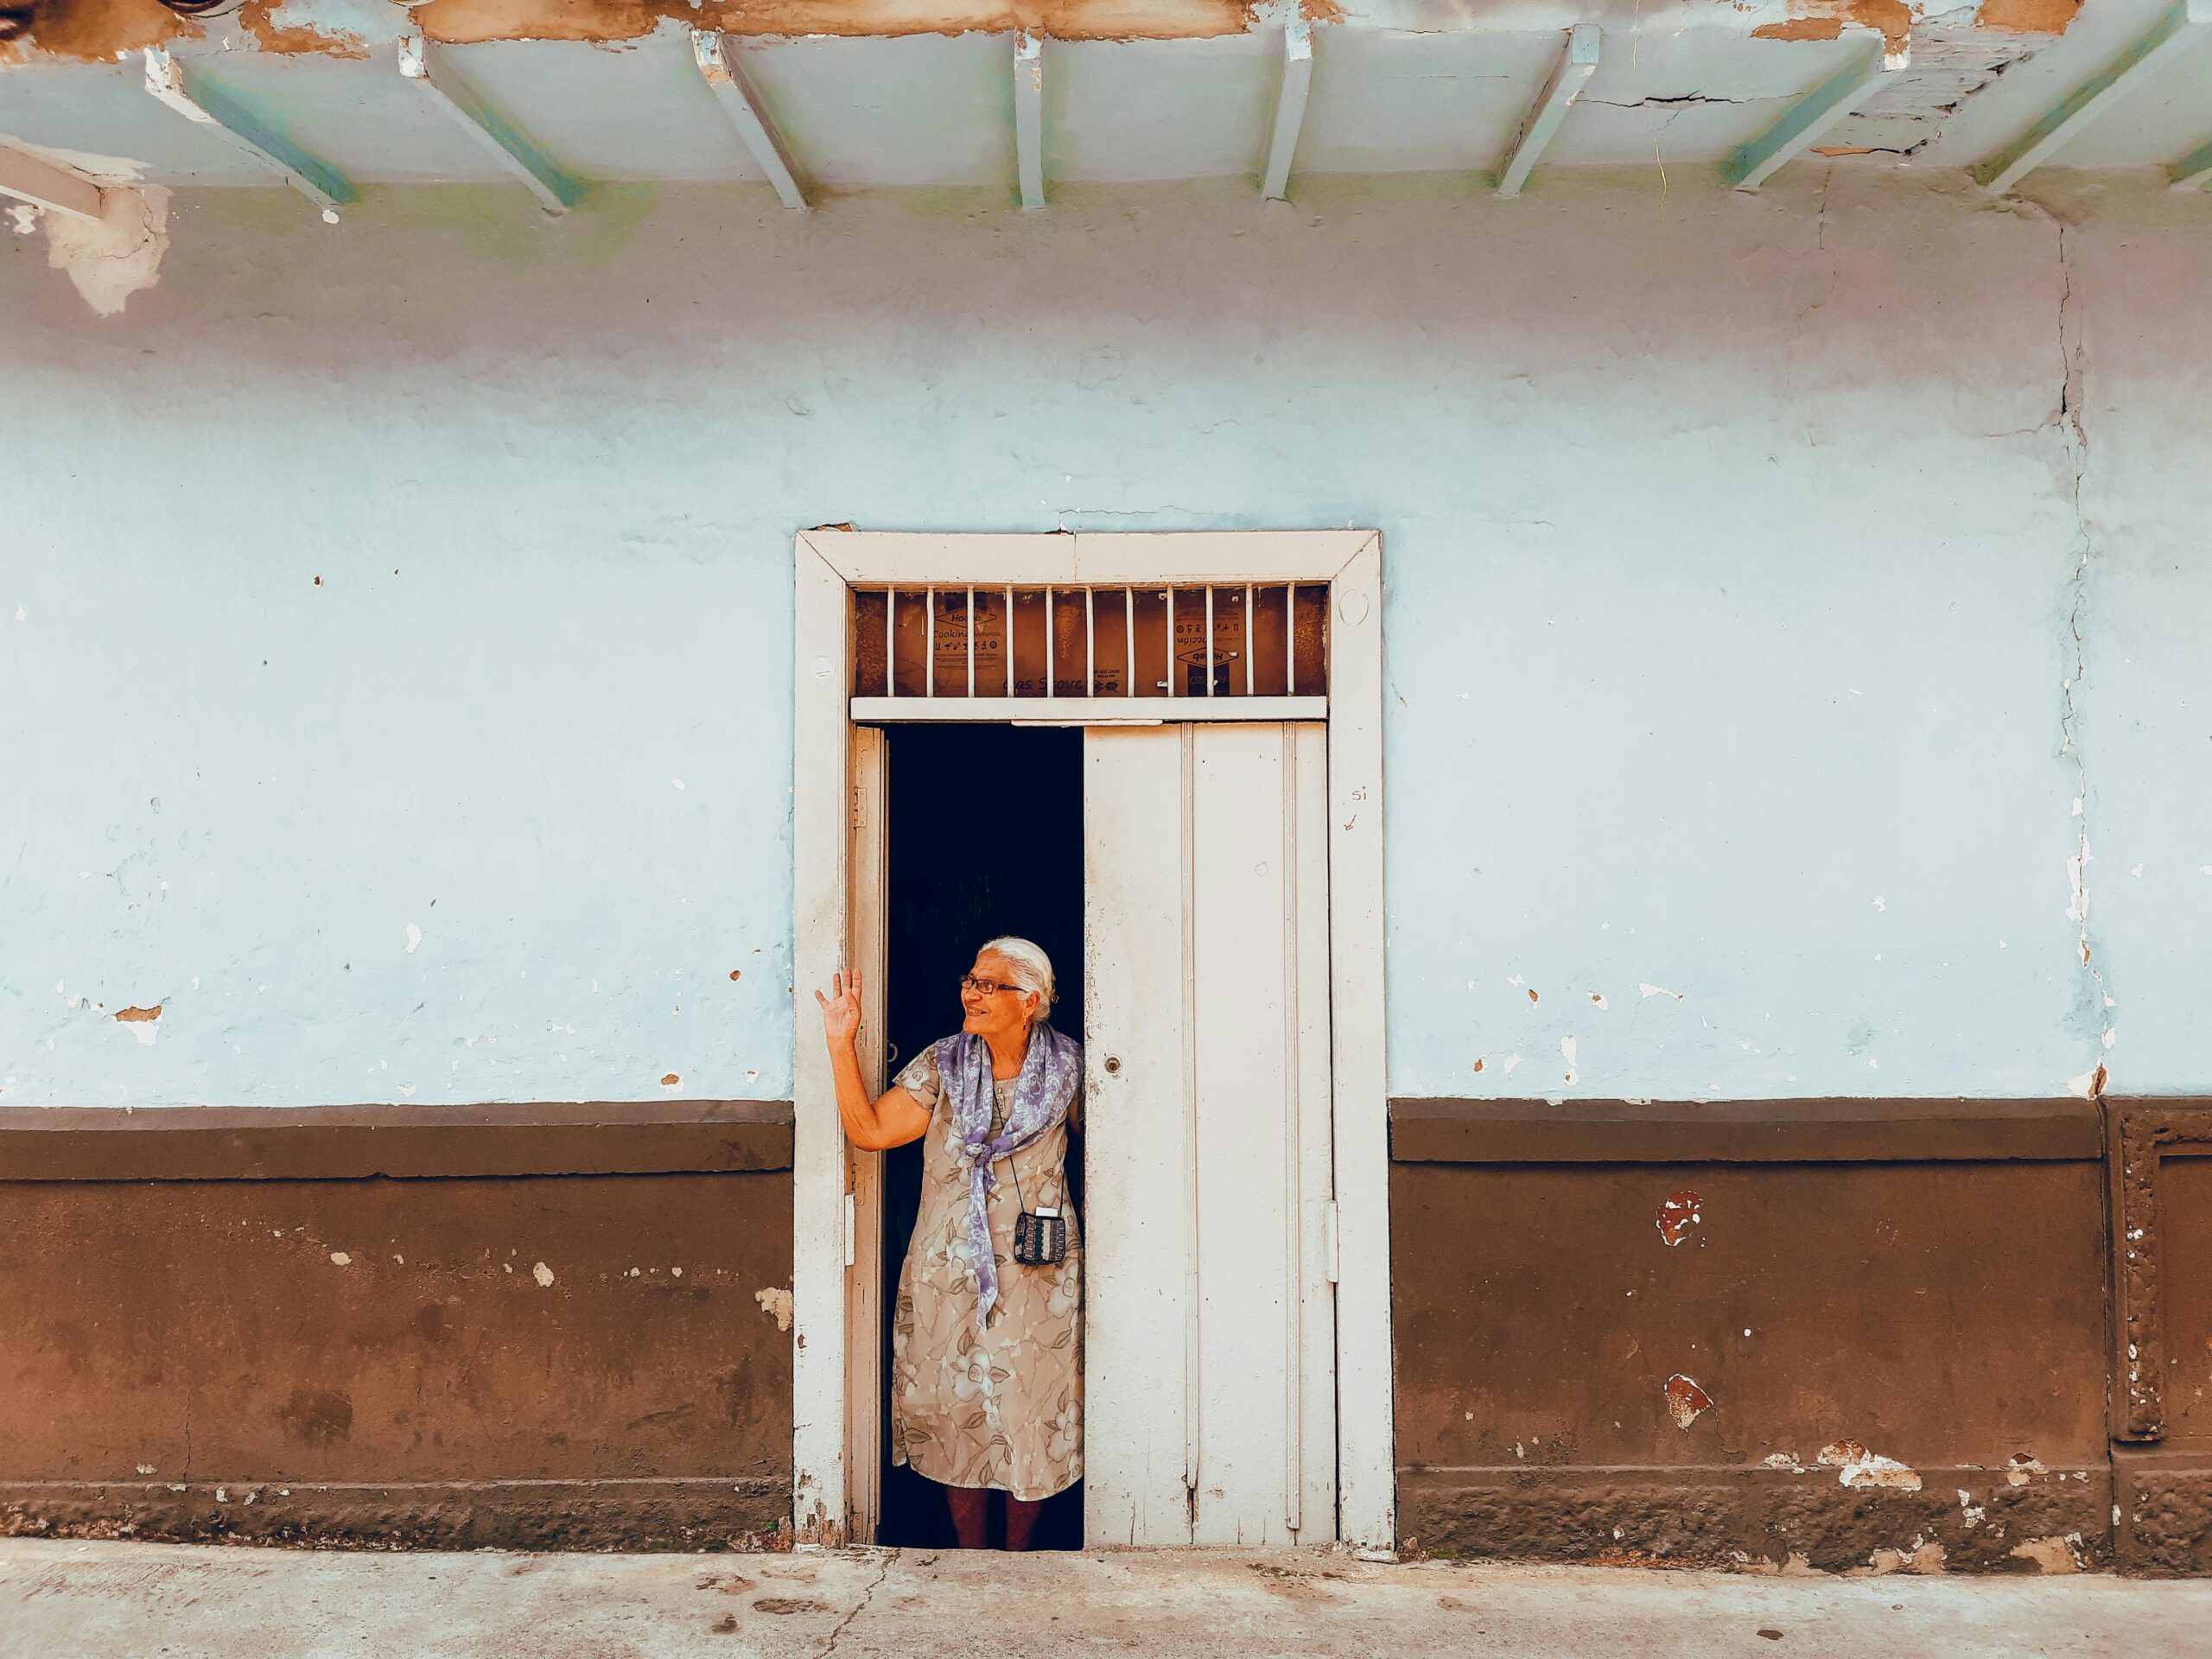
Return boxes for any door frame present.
[791,529,1391,1548]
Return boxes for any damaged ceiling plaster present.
[0,0,2202,295]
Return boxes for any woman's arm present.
[815,969,932,1152]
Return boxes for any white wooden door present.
[1084,722,1336,1546]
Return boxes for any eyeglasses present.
[960,975,1027,997]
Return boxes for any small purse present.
[1010,1160,1068,1266]
[1014,1206,1067,1267]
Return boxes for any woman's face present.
[960,949,1042,1042]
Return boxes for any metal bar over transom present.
[849,582,1331,721]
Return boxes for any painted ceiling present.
[1,0,2208,205]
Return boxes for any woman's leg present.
[1002,1495,1044,1552]
[945,1484,991,1549]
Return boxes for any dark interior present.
[879,721,1085,1550]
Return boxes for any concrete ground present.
[4,1542,2210,1659]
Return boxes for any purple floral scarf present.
[935,1021,1082,1331]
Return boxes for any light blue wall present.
[3,174,2204,1106]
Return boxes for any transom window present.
[851,584,1330,703]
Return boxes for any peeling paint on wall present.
[1820,1440,1923,1491]
[238,0,370,55]
[1656,1191,1702,1247]
[1747,0,1909,50]
[409,0,1261,48]
[755,1285,794,1331]
[14,0,184,60]
[0,139,149,188]
[1861,1539,1947,1573]
[1974,0,2080,34]
[1662,1374,1712,1428]
[2009,1532,2083,1572]
[1751,16,1845,41]
[1834,24,2046,157]
[40,185,168,319]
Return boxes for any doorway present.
[791,529,1394,1551]
[878,721,1086,1549]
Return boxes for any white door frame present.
[791,529,1392,1548]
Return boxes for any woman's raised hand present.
[815,969,863,1049]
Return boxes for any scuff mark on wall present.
[40,185,168,319]
[410,0,1261,48]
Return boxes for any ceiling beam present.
[1014,28,1046,210]
[143,46,355,216]
[1974,0,2212,194]
[2174,133,2212,189]
[1721,36,1907,193]
[1261,16,1314,201]
[399,31,582,214]
[691,29,809,211]
[1496,22,1599,200]
[0,143,104,222]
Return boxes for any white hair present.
[977,935,1057,1014]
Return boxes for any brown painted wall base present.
[2114,1451,2212,1576]
[0,1103,797,1550]
[0,1478,787,1550]
[1389,1097,2123,1573]
[1401,1465,2111,1572]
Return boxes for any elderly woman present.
[816,937,1082,1551]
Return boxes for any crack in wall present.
[1586,93,1765,109]
[2043,210,2114,1093]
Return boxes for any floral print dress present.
[889,1044,1083,1501]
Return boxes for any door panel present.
[845,724,888,1541]
[1084,722,1336,1546]
[1080,727,1193,1544]
[1189,728,1294,1542]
